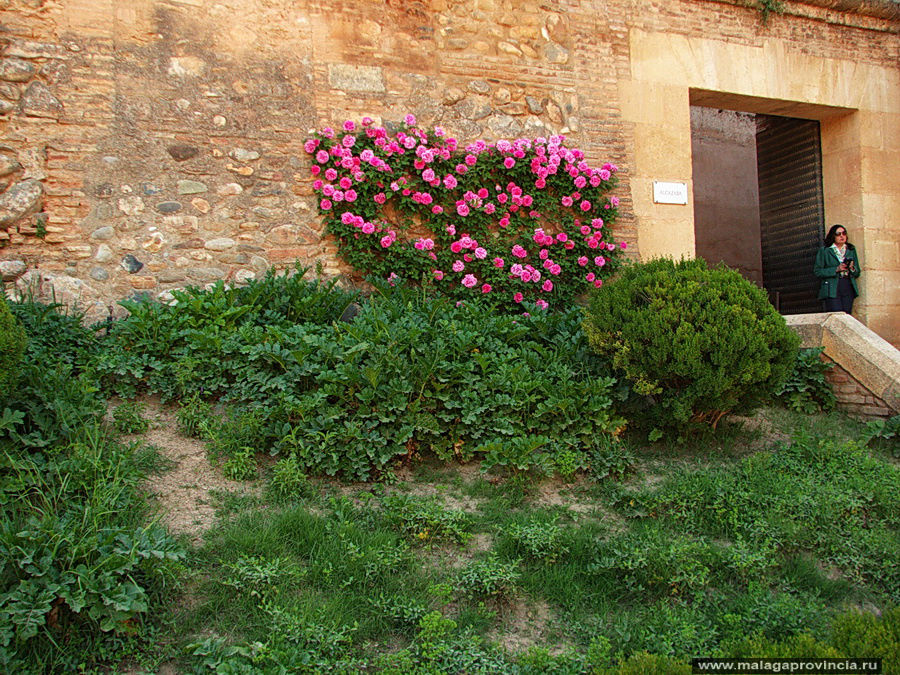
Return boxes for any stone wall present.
[0,0,897,333]
[824,356,896,418]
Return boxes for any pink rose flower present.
[361,222,375,234]
[433,269,444,280]
[542,280,553,292]
[380,235,393,248]
[474,247,487,260]
[452,260,465,272]
[578,256,588,266]
[481,284,492,294]
[462,274,477,288]
[513,292,524,303]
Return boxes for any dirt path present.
[116,396,259,545]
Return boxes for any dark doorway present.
[691,107,825,314]
[756,115,825,314]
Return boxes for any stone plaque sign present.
[653,181,688,205]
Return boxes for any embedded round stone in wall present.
[205,237,235,251]
[0,179,43,226]
[442,87,465,105]
[120,254,144,274]
[0,259,27,281]
[95,244,113,262]
[89,266,109,282]
[234,269,256,284]
[525,96,543,114]
[19,81,62,119]
[177,180,208,195]
[0,154,21,177]
[543,42,569,64]
[230,148,260,162]
[191,198,210,214]
[117,195,145,216]
[487,114,522,138]
[0,101,14,115]
[90,226,114,240]
[468,80,491,95]
[155,201,182,214]
[167,144,199,161]
[217,183,243,196]
[0,58,36,83]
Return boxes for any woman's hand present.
[837,263,847,273]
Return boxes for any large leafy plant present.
[304,115,627,309]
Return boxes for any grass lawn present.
[128,403,898,673]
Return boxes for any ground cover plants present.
[0,296,183,673]
[1,268,897,672]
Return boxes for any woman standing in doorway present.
[815,224,861,314]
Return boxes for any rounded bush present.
[0,295,27,395]
[583,258,799,435]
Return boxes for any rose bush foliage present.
[305,115,627,309]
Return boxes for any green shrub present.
[584,258,799,436]
[721,607,898,671]
[829,606,900,673]
[776,347,836,413]
[0,295,26,396]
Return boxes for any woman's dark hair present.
[824,224,852,247]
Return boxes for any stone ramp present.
[786,312,900,417]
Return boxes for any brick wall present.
[0,0,897,319]
[823,356,896,418]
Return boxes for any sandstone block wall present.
[0,0,897,338]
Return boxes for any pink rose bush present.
[305,116,626,309]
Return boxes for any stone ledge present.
[785,312,900,413]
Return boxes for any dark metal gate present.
[756,115,825,314]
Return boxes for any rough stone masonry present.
[0,0,897,328]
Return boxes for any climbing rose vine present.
[305,114,627,310]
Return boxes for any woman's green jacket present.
[814,244,860,300]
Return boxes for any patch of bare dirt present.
[533,479,598,514]
[115,396,259,544]
[490,597,566,655]
[731,412,791,450]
